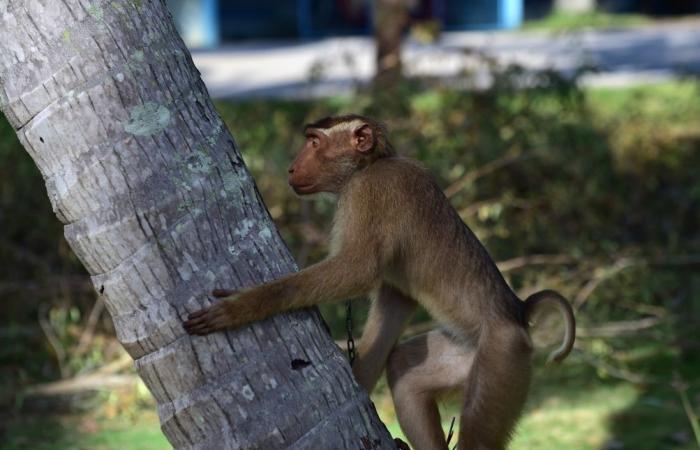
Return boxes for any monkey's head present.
[288,114,395,195]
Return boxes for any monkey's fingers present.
[212,289,236,298]
[185,321,214,335]
[187,309,208,320]
[184,310,214,335]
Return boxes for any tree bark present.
[0,1,394,448]
[373,0,411,87]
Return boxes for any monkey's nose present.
[288,166,295,174]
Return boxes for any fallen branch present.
[24,373,138,397]
[24,352,134,397]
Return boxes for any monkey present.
[184,114,576,450]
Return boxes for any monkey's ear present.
[353,124,374,153]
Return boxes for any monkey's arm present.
[352,284,417,392]
[184,251,380,335]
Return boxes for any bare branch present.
[497,254,577,273]
[577,317,663,338]
[24,351,133,397]
[573,258,637,309]
[444,153,530,199]
[615,299,668,318]
[73,296,105,358]
[38,304,68,379]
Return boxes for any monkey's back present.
[353,157,524,333]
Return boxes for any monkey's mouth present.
[291,183,317,195]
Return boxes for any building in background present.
[166,0,700,48]
[167,0,524,47]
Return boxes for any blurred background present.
[2,0,700,449]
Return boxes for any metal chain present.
[446,416,457,449]
[345,299,356,364]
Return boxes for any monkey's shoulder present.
[360,157,435,192]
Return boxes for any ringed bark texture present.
[0,1,394,448]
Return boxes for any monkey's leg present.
[387,330,476,450]
[353,284,417,393]
[458,325,533,450]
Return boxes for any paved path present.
[191,21,700,99]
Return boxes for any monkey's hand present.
[184,289,258,335]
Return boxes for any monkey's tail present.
[523,289,576,363]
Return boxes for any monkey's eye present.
[309,137,320,148]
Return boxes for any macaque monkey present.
[184,114,576,450]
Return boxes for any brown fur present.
[184,114,576,450]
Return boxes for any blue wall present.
[168,0,525,45]
[167,0,219,47]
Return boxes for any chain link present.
[345,299,356,364]
[446,416,456,447]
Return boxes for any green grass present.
[586,80,700,174]
[587,80,700,123]
[2,412,169,450]
[523,11,650,32]
[512,382,638,450]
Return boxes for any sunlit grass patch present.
[513,382,638,450]
[523,12,650,32]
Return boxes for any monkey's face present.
[288,122,374,195]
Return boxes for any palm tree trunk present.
[374,0,411,87]
[0,1,393,448]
